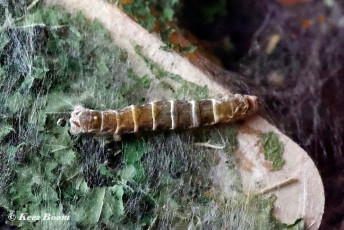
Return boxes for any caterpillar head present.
[70,105,102,134]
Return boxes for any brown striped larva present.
[70,94,258,141]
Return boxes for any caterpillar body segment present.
[70,94,259,141]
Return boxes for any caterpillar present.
[70,94,259,141]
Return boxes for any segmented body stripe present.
[151,102,157,131]
[211,99,219,124]
[190,100,199,127]
[170,100,176,130]
[131,105,138,133]
[100,111,104,132]
[114,110,121,135]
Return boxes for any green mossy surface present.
[262,132,285,170]
[0,1,301,229]
[114,0,197,53]
[134,44,208,100]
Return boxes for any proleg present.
[69,94,259,141]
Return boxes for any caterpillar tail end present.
[246,95,259,115]
[69,105,86,135]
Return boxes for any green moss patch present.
[262,132,285,170]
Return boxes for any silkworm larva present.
[70,94,258,141]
